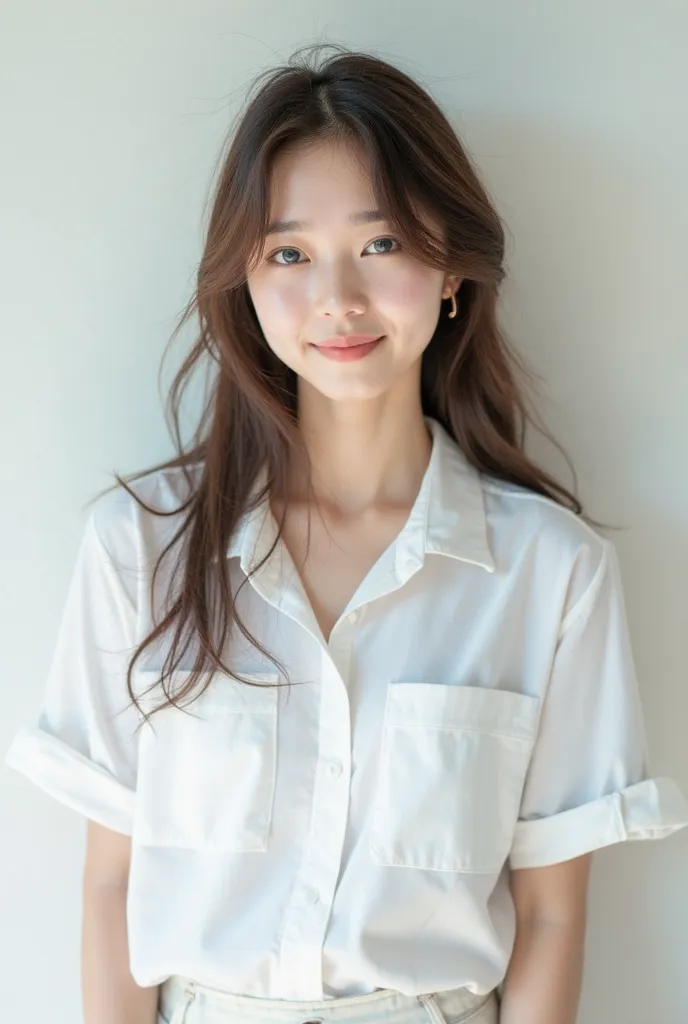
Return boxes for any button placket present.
[277,659,352,998]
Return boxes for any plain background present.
[1,3,686,1022]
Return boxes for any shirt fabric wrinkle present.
[5,415,687,1000]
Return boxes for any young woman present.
[6,44,687,1024]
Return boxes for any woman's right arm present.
[82,820,159,1024]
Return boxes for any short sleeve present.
[5,497,141,835]
[509,537,688,869]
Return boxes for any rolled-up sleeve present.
[5,498,140,835]
[510,537,688,869]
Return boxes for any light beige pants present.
[158,975,500,1024]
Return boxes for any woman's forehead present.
[267,140,374,213]
[264,137,444,246]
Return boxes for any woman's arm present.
[499,853,593,1024]
[82,821,159,1024]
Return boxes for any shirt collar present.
[421,416,495,572]
[223,416,495,575]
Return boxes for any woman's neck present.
[293,394,432,517]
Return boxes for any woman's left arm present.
[499,853,593,1024]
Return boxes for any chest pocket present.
[132,670,279,851]
[369,682,541,873]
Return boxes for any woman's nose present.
[312,262,367,318]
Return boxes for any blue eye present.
[365,237,401,255]
[268,236,401,265]
[271,247,303,265]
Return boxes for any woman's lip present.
[312,337,384,362]
[313,334,383,349]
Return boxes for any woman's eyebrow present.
[265,210,385,236]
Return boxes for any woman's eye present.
[268,236,401,265]
[364,236,401,255]
[271,247,303,265]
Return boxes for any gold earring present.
[447,292,457,318]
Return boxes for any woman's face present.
[246,138,460,404]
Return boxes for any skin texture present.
[246,136,461,406]
[84,136,591,1023]
[82,821,158,1024]
[500,854,593,1024]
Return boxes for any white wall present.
[1,3,686,1021]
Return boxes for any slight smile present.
[311,335,385,362]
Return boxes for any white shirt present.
[6,416,688,999]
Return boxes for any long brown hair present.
[89,43,584,728]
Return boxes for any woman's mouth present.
[312,336,385,362]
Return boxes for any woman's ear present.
[442,274,462,299]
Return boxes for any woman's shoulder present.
[479,472,609,599]
[88,460,205,563]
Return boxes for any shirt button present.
[326,760,343,778]
[301,886,320,906]
[346,610,359,624]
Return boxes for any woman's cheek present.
[270,276,311,322]
[378,267,441,313]
[252,276,304,334]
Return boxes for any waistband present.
[158,974,497,1024]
